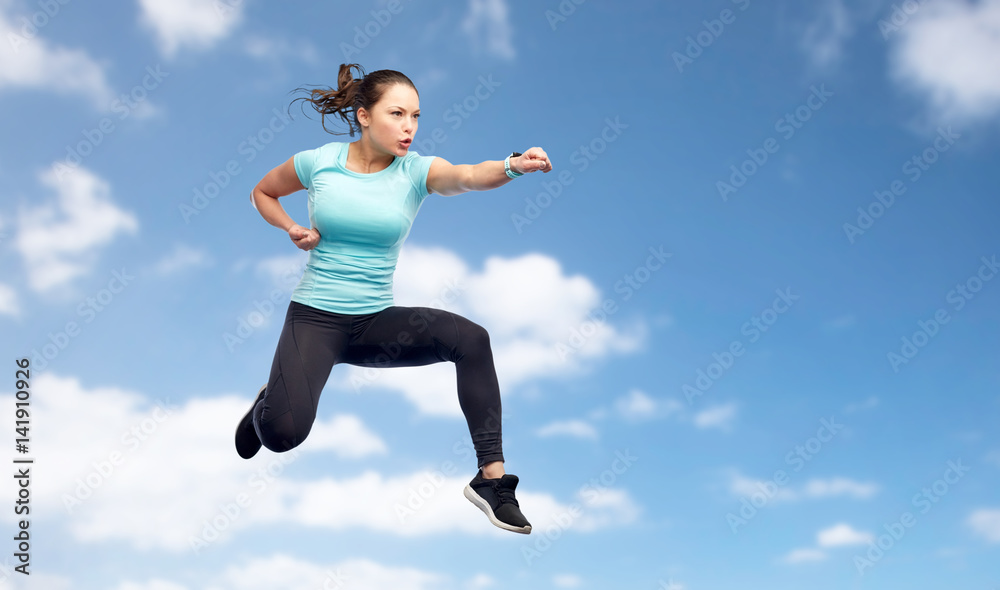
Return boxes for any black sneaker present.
[235,384,266,459]
[464,470,532,534]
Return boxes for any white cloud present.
[243,35,319,65]
[254,251,308,287]
[615,388,683,421]
[151,244,211,276]
[0,373,385,551]
[693,402,737,430]
[802,477,879,499]
[728,473,798,503]
[466,573,496,589]
[728,473,877,503]
[0,5,113,109]
[536,419,598,440]
[212,554,445,590]
[817,523,873,547]
[115,581,189,590]
[307,414,388,458]
[138,0,245,58]
[0,373,636,551]
[460,0,515,60]
[0,283,19,317]
[334,245,647,416]
[5,572,74,590]
[72,554,489,590]
[799,0,853,68]
[781,548,827,564]
[889,0,1000,120]
[553,574,583,588]
[284,469,639,537]
[966,508,1000,542]
[15,165,139,293]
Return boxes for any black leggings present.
[252,300,504,468]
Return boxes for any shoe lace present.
[495,483,519,507]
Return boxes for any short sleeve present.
[402,152,437,202]
[293,147,319,190]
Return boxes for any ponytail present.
[289,63,418,136]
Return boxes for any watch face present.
[512,152,522,158]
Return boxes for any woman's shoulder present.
[297,141,347,165]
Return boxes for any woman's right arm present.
[251,156,304,232]
[252,156,321,251]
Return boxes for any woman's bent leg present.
[254,302,349,452]
[340,306,504,468]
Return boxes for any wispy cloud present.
[536,419,599,440]
[781,547,827,564]
[615,389,683,421]
[817,522,873,546]
[460,0,515,60]
[966,508,1000,543]
[151,244,211,277]
[15,165,139,293]
[693,402,738,431]
[0,4,113,108]
[799,0,854,69]
[138,0,246,58]
[0,283,19,317]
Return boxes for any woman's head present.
[291,63,420,155]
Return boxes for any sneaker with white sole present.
[235,384,266,459]
[464,469,532,534]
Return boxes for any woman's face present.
[361,84,419,156]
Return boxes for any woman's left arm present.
[426,147,553,197]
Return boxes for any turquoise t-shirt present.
[289,141,437,314]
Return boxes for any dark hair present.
[289,63,418,136]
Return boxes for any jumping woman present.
[234,63,552,535]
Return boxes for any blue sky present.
[1,0,999,588]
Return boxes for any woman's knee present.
[255,409,311,453]
[456,316,492,353]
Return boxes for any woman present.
[234,63,552,535]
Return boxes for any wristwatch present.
[504,152,523,179]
